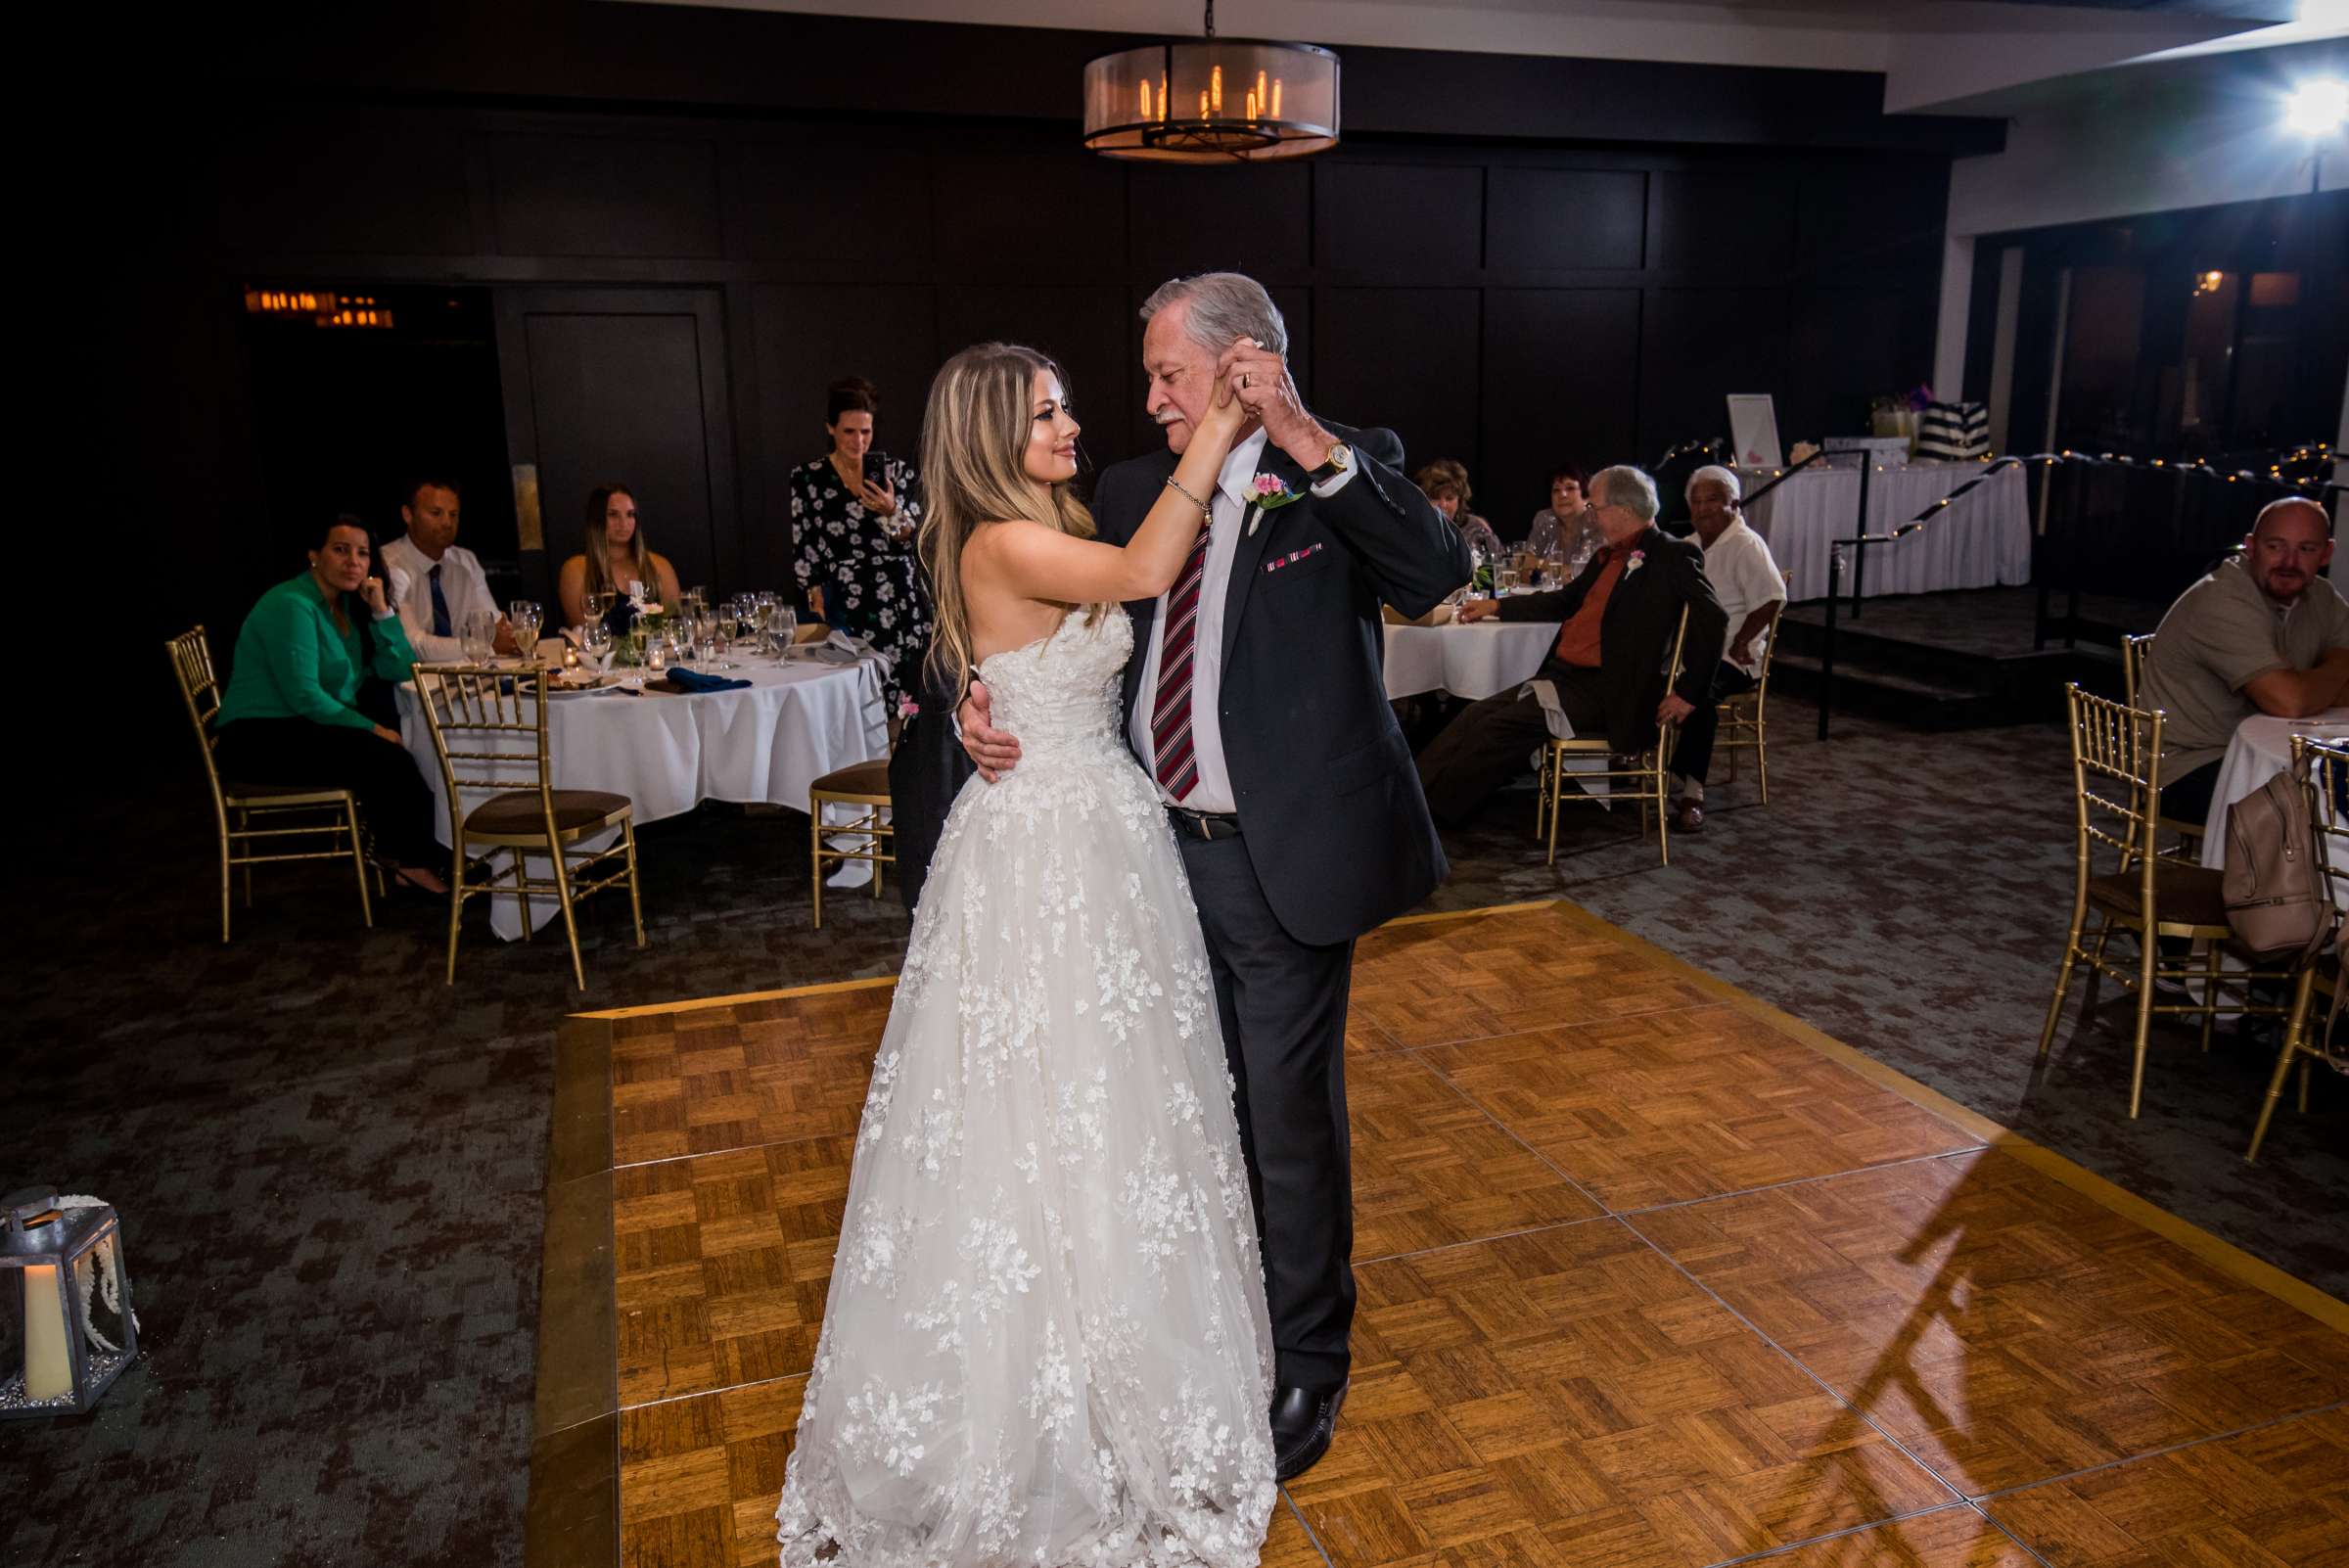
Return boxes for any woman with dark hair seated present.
[1527,462,1603,567]
[213,515,448,895]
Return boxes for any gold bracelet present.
[1163,475,1213,520]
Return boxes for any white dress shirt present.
[1700,517,1787,677]
[1128,428,1359,812]
[381,534,502,664]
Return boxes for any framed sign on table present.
[1727,393,1782,471]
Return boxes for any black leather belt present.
[1168,806,1242,841]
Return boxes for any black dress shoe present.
[1270,1381,1348,1481]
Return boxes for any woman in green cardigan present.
[215,516,448,895]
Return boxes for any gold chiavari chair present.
[809,761,895,928]
[167,626,377,943]
[2038,684,2296,1116]
[2119,631,2205,864]
[411,664,644,990]
[1714,569,1790,806]
[2248,734,2347,1162]
[1536,606,1690,867]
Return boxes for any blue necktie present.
[429,565,452,638]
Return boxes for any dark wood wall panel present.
[1650,170,1795,275]
[1316,164,1484,274]
[1487,169,1646,271]
[1129,164,1313,277]
[489,133,723,257]
[1640,287,1789,456]
[215,111,476,256]
[933,154,1128,274]
[1317,289,1482,478]
[732,137,933,268]
[1481,290,1642,530]
[748,283,941,585]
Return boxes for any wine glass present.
[582,588,610,627]
[1497,565,1522,596]
[508,600,543,663]
[768,605,799,656]
[579,620,613,676]
[459,609,497,663]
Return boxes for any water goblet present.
[768,606,799,656]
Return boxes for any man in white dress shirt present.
[1669,464,1785,830]
[379,478,516,661]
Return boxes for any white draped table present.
[1745,460,2031,601]
[2198,710,2349,891]
[397,654,890,939]
[1382,619,1560,701]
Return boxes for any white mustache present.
[1156,412,1184,426]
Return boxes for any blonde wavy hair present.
[917,343,1098,703]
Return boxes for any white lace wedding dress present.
[776,609,1276,1568]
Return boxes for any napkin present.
[660,667,752,693]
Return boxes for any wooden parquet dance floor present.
[530,901,2349,1568]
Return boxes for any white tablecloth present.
[397,654,889,939]
[2198,710,2349,883]
[1746,460,2031,601]
[1383,620,1560,701]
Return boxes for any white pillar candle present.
[23,1264,71,1401]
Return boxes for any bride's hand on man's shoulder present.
[958,678,1021,782]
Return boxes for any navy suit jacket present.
[1094,422,1472,946]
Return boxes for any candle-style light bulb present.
[1158,74,1168,118]
[1139,78,1151,118]
[1257,69,1267,114]
[1246,89,1258,120]
[1211,65,1222,114]
[1200,89,1210,118]
[1271,78,1283,118]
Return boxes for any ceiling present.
[605,0,2345,113]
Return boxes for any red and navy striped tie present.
[1149,514,1215,801]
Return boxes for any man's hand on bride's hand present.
[958,679,1022,783]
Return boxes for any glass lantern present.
[1082,38,1339,162]
[1,1189,139,1418]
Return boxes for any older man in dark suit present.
[1415,464,1727,827]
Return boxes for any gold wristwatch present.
[1308,441,1353,484]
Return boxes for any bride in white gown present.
[777,341,1274,1568]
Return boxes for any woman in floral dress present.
[792,375,931,708]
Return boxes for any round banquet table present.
[396,653,890,939]
[1382,618,1560,701]
[1745,459,2030,602]
[2198,709,2349,888]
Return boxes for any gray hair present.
[1590,464,1660,523]
[1685,464,1742,502]
[1139,272,1289,360]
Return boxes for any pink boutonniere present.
[1245,472,1305,535]
[1624,549,1647,577]
[897,695,921,720]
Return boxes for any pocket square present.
[1265,542,1325,574]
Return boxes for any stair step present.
[1770,651,1978,702]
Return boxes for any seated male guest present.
[1416,465,1727,828]
[2142,496,2349,824]
[1666,465,1785,831]
[379,477,515,662]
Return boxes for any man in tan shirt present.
[2141,497,2349,823]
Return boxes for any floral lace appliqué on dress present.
[777,611,1275,1568]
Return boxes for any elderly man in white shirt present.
[1669,464,1785,830]
[379,479,515,662]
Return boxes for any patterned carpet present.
[5,693,2341,1566]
